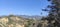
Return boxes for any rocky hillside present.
[0,15,41,27]
[0,15,52,27]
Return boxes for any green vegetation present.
[42,0,60,27]
[25,19,34,27]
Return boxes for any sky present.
[0,0,50,16]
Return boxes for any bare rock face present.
[0,15,28,27]
[0,17,9,23]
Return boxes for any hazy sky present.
[0,0,50,16]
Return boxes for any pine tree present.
[42,0,60,27]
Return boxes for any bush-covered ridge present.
[0,15,41,27]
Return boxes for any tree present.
[42,0,60,27]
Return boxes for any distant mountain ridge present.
[15,15,42,20]
[0,15,42,20]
